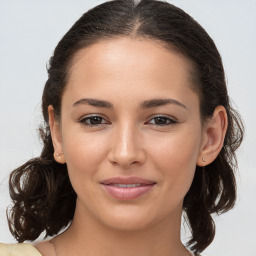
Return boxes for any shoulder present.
[0,243,42,256]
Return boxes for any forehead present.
[64,37,199,109]
[68,36,193,83]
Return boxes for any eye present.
[79,115,109,127]
[147,115,177,126]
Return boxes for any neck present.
[54,200,189,256]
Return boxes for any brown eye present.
[88,116,103,125]
[79,115,108,126]
[148,116,177,126]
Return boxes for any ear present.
[48,105,66,164]
[197,106,228,166]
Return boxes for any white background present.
[0,0,255,255]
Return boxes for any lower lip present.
[101,184,156,200]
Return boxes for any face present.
[51,37,205,231]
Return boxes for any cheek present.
[149,128,200,166]
[61,131,110,204]
[62,129,108,182]
[147,128,201,189]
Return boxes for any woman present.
[1,0,244,255]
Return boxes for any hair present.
[7,0,244,254]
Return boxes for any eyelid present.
[149,114,177,121]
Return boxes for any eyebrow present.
[73,98,187,110]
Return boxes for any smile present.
[101,183,156,200]
[111,184,143,188]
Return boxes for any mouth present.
[100,176,156,185]
[106,183,151,188]
[100,176,156,200]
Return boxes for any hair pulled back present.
[8,0,244,254]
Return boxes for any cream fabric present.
[0,243,42,256]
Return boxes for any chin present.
[106,217,153,231]
[98,206,161,231]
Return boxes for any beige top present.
[0,243,42,256]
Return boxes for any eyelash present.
[78,115,178,127]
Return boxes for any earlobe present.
[53,152,66,164]
[197,106,228,166]
[48,105,66,164]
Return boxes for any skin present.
[38,37,227,256]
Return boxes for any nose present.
[107,122,146,168]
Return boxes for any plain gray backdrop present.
[0,0,255,255]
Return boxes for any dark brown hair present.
[7,0,244,254]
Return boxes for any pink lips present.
[100,176,156,200]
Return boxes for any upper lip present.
[100,176,156,185]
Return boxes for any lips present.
[100,176,156,200]
[101,176,156,185]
